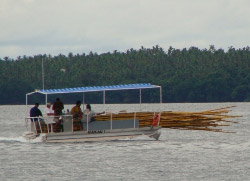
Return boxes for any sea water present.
[0,103,250,181]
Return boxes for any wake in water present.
[116,135,156,141]
[0,135,155,144]
[0,136,43,143]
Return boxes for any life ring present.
[152,113,160,126]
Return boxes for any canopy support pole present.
[42,58,45,90]
[103,90,106,110]
[26,94,29,118]
[45,94,48,105]
[159,86,162,112]
[82,93,85,110]
[160,86,162,103]
[110,112,112,130]
[87,115,89,132]
[25,92,35,116]
[26,94,28,106]
[140,89,142,110]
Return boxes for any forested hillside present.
[1,45,250,104]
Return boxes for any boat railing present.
[25,115,73,134]
[82,111,140,132]
[25,111,160,135]
[98,110,161,129]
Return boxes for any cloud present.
[0,0,250,59]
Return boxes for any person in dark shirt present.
[30,103,43,117]
[52,98,64,116]
[52,98,64,132]
[30,103,43,122]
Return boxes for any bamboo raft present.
[94,106,240,133]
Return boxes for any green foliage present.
[0,46,250,104]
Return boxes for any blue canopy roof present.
[33,83,160,95]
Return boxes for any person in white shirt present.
[46,103,54,116]
[82,104,104,122]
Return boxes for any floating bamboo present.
[94,106,240,133]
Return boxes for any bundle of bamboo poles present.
[94,106,239,133]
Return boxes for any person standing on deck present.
[52,98,64,132]
[29,103,43,132]
[52,98,64,116]
[71,100,83,131]
[71,101,83,119]
[46,102,54,116]
[30,103,43,118]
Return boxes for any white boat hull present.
[40,127,161,143]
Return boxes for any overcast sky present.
[0,0,249,59]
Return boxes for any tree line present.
[0,45,250,105]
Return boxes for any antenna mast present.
[42,57,45,90]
